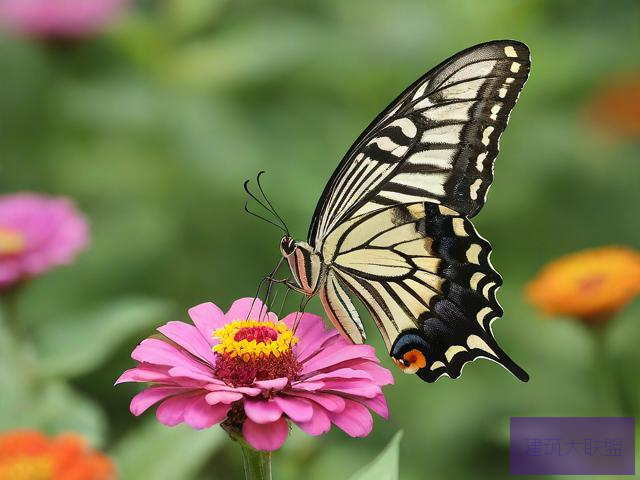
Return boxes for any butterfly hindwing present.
[321,202,528,382]
[319,270,366,344]
[309,40,530,245]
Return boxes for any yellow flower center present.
[0,228,26,256]
[0,456,53,480]
[213,319,298,362]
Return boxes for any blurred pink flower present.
[117,298,393,452]
[0,0,128,39]
[0,193,89,289]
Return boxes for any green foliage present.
[33,297,172,378]
[113,420,224,480]
[349,431,403,480]
[1,0,639,478]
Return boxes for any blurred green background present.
[1,0,639,478]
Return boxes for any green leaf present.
[162,0,229,37]
[112,419,225,480]
[0,376,107,447]
[34,297,172,378]
[30,382,108,447]
[348,431,403,480]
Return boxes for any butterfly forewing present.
[309,40,530,245]
[296,40,530,382]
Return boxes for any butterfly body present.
[277,40,531,382]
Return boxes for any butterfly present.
[249,40,530,383]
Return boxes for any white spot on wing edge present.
[438,205,458,216]
[470,272,485,290]
[470,178,482,200]
[482,281,497,299]
[504,46,518,58]
[476,152,487,172]
[476,306,492,325]
[490,104,501,121]
[452,217,468,237]
[466,244,482,264]
[498,87,508,98]
[430,360,446,371]
[510,62,521,73]
[445,345,467,362]
[481,126,494,146]
[467,335,496,355]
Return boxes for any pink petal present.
[242,417,289,452]
[130,387,189,416]
[320,379,381,399]
[329,399,373,437]
[188,302,226,344]
[115,365,171,385]
[158,321,217,364]
[303,368,374,382]
[356,393,389,419]
[225,297,276,323]
[290,318,341,362]
[243,398,283,424]
[205,391,243,405]
[167,367,217,384]
[290,381,324,392]
[184,396,230,429]
[294,403,331,436]
[281,311,325,340]
[156,394,195,426]
[253,377,288,391]
[302,344,378,374]
[205,384,262,397]
[131,338,213,376]
[286,391,345,413]
[345,361,394,386]
[274,396,313,423]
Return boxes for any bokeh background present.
[1,0,639,478]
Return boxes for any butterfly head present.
[279,235,297,257]
[391,331,429,374]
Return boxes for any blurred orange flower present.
[526,246,640,323]
[586,73,640,139]
[0,430,116,480]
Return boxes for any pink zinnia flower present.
[0,0,128,39]
[117,298,393,451]
[0,193,89,289]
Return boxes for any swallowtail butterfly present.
[262,40,530,382]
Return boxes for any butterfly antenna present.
[256,171,289,235]
[244,178,289,233]
[244,202,288,233]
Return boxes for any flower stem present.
[589,323,633,416]
[239,442,272,480]
[1,284,24,340]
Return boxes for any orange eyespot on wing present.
[392,348,427,374]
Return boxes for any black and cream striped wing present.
[320,202,528,382]
[308,40,530,247]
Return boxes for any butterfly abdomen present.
[283,240,324,295]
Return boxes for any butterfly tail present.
[483,333,529,382]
